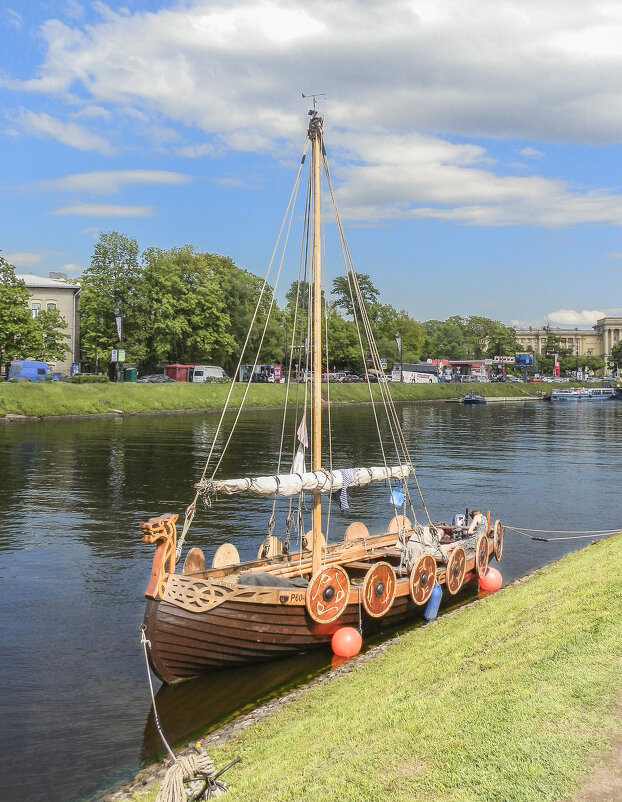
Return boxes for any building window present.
[46,302,57,311]
[31,302,41,318]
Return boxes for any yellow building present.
[514,317,621,365]
[16,272,81,373]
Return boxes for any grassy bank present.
[0,380,545,419]
[129,534,622,802]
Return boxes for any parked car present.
[342,374,363,383]
[527,377,543,382]
[137,374,176,383]
[52,371,71,382]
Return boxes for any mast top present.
[307,108,323,141]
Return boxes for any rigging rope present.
[505,525,620,543]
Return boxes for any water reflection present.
[0,400,621,801]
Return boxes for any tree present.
[0,254,40,371]
[79,232,143,365]
[331,273,379,318]
[33,308,71,363]
[140,247,235,369]
[210,257,283,371]
[608,341,622,375]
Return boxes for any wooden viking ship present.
[141,108,505,684]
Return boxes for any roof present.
[15,273,80,290]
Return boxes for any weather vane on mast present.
[301,92,325,110]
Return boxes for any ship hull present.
[144,590,424,683]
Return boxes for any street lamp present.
[395,331,403,383]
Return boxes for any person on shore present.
[442,508,486,556]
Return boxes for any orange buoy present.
[331,626,362,658]
[478,566,502,593]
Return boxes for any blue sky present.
[2,0,622,328]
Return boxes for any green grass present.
[127,534,622,802]
[0,380,548,419]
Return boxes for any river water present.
[1,400,621,801]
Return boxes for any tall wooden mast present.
[309,109,323,577]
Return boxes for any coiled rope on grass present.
[504,525,621,542]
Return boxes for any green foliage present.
[69,374,109,383]
[140,246,236,369]
[33,307,71,362]
[79,231,143,364]
[0,254,40,368]
[608,340,622,372]
[421,315,518,361]
[331,272,379,318]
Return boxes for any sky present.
[2,0,622,329]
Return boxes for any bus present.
[392,362,439,383]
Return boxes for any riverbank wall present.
[105,533,622,802]
[0,381,547,420]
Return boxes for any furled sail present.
[200,465,411,498]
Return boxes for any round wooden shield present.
[445,546,466,595]
[303,530,326,551]
[305,565,350,624]
[475,533,489,578]
[256,536,283,559]
[409,553,437,606]
[211,543,240,569]
[361,561,396,618]
[387,515,412,535]
[182,546,206,575]
[344,521,370,541]
[493,520,504,562]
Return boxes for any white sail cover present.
[209,465,411,498]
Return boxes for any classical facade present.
[16,272,81,373]
[514,317,621,364]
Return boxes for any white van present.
[192,365,229,382]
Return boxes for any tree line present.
[1,231,549,375]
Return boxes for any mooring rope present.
[504,525,620,543]
[140,625,176,762]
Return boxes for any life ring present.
[409,553,436,606]
[493,520,504,561]
[475,533,489,578]
[445,546,466,595]
[305,565,350,624]
[361,561,396,618]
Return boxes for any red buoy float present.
[478,566,502,593]
[331,626,362,658]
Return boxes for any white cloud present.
[4,251,44,267]
[57,262,84,274]
[63,1,84,20]
[176,142,216,158]
[14,109,113,154]
[6,8,22,29]
[37,170,191,194]
[329,129,622,227]
[520,147,544,159]
[10,0,622,143]
[8,1,622,228]
[49,203,155,217]
[546,309,606,326]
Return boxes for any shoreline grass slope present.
[0,381,545,419]
[127,534,622,802]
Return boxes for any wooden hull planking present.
[143,541,488,683]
